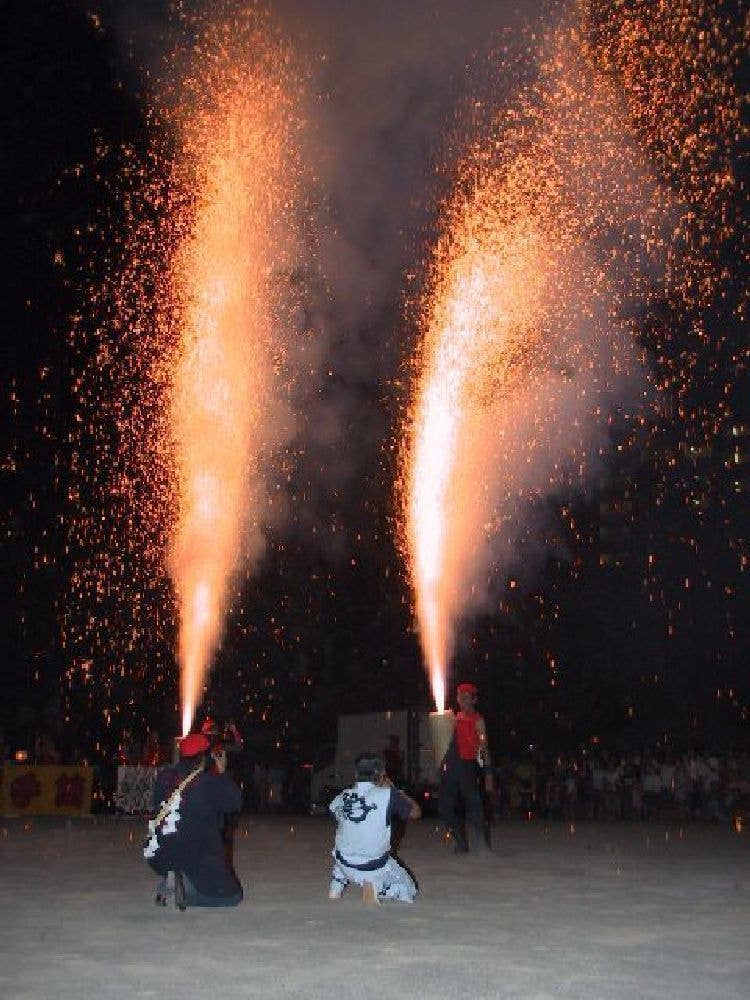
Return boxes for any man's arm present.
[152,769,171,812]
[476,716,494,791]
[384,778,421,820]
[211,770,243,813]
[222,721,244,754]
[329,792,344,820]
[398,786,422,820]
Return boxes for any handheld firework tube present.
[429,710,456,770]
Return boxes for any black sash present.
[335,849,389,872]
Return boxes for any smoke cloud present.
[105,2,662,655]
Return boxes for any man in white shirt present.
[328,753,421,904]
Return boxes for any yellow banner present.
[0,764,93,816]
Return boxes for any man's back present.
[153,761,242,895]
[331,781,408,866]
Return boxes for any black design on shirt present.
[342,791,377,823]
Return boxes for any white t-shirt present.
[329,781,411,866]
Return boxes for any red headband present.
[180,733,210,757]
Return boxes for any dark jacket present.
[150,757,242,897]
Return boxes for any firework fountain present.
[401,16,674,713]
[405,170,560,713]
[164,13,301,735]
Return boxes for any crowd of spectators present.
[492,750,750,824]
[5,725,750,826]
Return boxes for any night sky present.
[1,0,748,764]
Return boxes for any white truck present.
[309,709,440,814]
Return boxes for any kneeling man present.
[328,752,420,904]
[145,732,243,908]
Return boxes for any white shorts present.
[330,853,417,902]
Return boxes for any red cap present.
[180,733,210,757]
[457,682,478,694]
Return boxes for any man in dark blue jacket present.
[145,733,243,908]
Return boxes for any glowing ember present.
[165,13,302,734]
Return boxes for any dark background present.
[1,1,748,766]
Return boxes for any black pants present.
[148,857,242,907]
[439,756,484,834]
[182,872,242,907]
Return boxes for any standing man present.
[439,681,493,853]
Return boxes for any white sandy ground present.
[0,815,748,1000]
